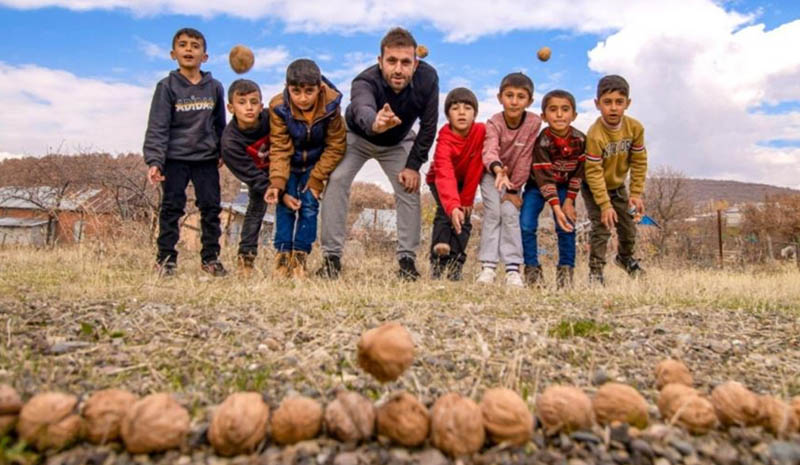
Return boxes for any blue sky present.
[1,0,799,190]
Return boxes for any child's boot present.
[524,265,544,288]
[290,251,307,279]
[447,261,464,281]
[588,266,605,286]
[274,251,291,278]
[615,255,645,278]
[237,254,255,277]
[556,265,573,289]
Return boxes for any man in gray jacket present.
[143,27,227,277]
[318,27,439,280]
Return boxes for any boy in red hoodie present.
[426,88,486,280]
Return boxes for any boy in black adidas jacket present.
[143,27,226,277]
[220,79,271,274]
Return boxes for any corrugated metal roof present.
[0,217,49,227]
[0,187,101,211]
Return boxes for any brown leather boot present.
[290,251,307,279]
[273,252,291,278]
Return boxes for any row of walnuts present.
[1,323,799,458]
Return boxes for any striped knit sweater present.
[531,126,586,206]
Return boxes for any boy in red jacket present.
[426,87,486,280]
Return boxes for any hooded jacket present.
[143,70,226,170]
[268,76,346,192]
[426,122,486,216]
[220,109,271,194]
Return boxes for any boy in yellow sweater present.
[582,75,647,284]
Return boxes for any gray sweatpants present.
[478,173,523,266]
[320,130,419,260]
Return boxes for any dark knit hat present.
[597,74,630,98]
[444,87,479,114]
[499,72,534,99]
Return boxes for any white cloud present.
[0,62,153,155]
[252,46,290,71]
[135,36,169,60]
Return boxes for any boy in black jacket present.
[220,79,270,275]
[143,27,227,277]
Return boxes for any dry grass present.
[0,240,798,421]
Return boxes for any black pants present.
[429,183,472,266]
[157,159,221,264]
[239,186,268,257]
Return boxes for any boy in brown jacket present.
[265,59,346,278]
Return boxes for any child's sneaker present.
[476,267,496,284]
[290,251,307,279]
[588,267,605,286]
[523,265,544,287]
[156,261,177,277]
[505,270,524,288]
[615,255,645,277]
[201,259,228,277]
[316,255,341,279]
[397,256,420,281]
[556,266,574,289]
[274,252,291,278]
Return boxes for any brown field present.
[0,240,799,464]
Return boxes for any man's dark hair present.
[380,27,417,56]
[172,27,206,52]
[499,72,534,99]
[597,74,630,99]
[228,79,262,103]
[541,89,576,113]
[286,59,321,87]
[445,87,478,115]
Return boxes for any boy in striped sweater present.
[521,90,585,288]
[582,75,648,285]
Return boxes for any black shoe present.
[397,256,420,281]
[431,258,446,280]
[615,255,645,277]
[316,255,341,279]
[156,260,177,277]
[556,266,574,289]
[201,259,228,277]
[588,267,605,286]
[446,262,464,281]
[523,265,544,287]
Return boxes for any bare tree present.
[645,165,692,256]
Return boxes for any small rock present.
[711,443,739,465]
[610,423,630,444]
[769,441,800,464]
[631,439,654,458]
[669,438,695,456]
[571,431,602,444]
[611,450,630,464]
[593,369,610,386]
[654,459,671,465]
[415,449,448,465]
[333,452,359,465]
[49,341,91,354]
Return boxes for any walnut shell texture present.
[376,391,430,447]
[536,386,595,435]
[430,393,485,456]
[324,390,375,443]
[208,392,270,456]
[357,322,415,383]
[17,392,84,451]
[480,387,533,445]
[120,393,190,454]
[655,359,693,390]
[593,383,649,429]
[83,388,138,444]
[710,381,763,428]
[270,396,323,445]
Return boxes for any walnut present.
[0,384,22,415]
[592,383,649,429]
[376,391,429,447]
[208,392,270,456]
[82,389,138,444]
[229,45,255,74]
[270,395,323,445]
[536,386,595,435]
[416,45,430,59]
[654,359,693,390]
[710,381,763,427]
[657,385,716,435]
[17,392,83,451]
[357,322,415,383]
[120,393,190,454]
[324,390,375,443]
[430,393,485,456]
[760,395,799,437]
[480,387,532,445]
[792,397,800,432]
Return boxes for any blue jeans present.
[520,184,576,267]
[274,170,319,253]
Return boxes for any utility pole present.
[717,209,723,268]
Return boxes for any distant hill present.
[680,179,799,206]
